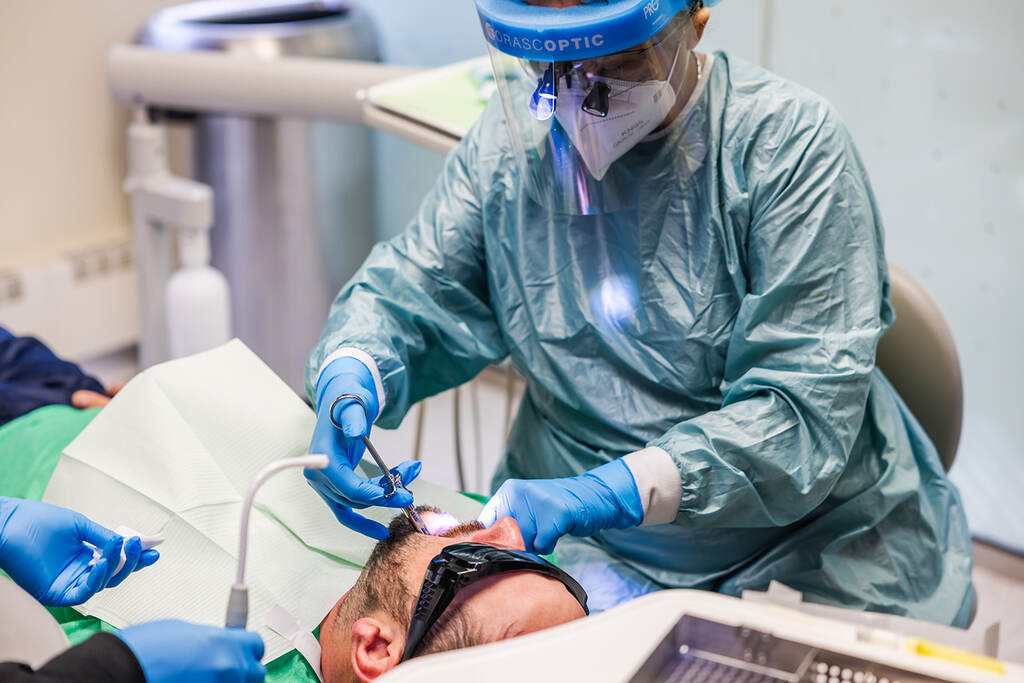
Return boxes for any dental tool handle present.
[228,454,329,628]
[225,583,249,629]
[360,436,395,484]
[360,436,430,534]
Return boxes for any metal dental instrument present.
[330,393,432,535]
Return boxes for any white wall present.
[760,0,1024,548]
[0,1,184,265]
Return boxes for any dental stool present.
[876,263,963,472]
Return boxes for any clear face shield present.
[486,14,702,215]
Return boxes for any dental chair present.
[875,263,964,472]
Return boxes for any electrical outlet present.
[67,242,134,282]
[0,238,138,358]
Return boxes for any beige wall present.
[0,1,184,266]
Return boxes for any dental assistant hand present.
[306,356,422,539]
[117,620,265,683]
[478,459,645,555]
[0,497,159,607]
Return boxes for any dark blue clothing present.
[0,328,105,427]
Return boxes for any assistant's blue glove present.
[306,356,422,539]
[117,620,265,683]
[0,497,159,606]
[478,459,645,555]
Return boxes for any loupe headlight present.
[529,63,558,120]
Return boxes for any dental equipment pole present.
[471,380,483,493]
[226,454,330,629]
[123,107,225,368]
[453,388,467,491]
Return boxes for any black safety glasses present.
[400,542,589,661]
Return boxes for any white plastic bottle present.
[165,226,232,359]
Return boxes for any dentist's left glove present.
[477,459,645,555]
[0,497,159,606]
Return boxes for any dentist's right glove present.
[117,620,265,683]
[305,356,422,539]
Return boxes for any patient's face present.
[319,508,586,682]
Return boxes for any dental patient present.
[318,507,588,683]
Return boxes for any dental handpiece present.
[360,435,431,535]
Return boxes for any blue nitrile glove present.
[306,356,422,539]
[478,459,645,555]
[0,497,159,606]
[117,620,265,683]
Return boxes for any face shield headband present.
[400,543,589,662]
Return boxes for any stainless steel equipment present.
[139,1,379,391]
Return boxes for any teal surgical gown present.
[307,52,974,626]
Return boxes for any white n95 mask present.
[553,52,680,181]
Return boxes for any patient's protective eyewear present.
[401,542,589,661]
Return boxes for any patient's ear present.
[350,616,403,682]
[468,516,525,550]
